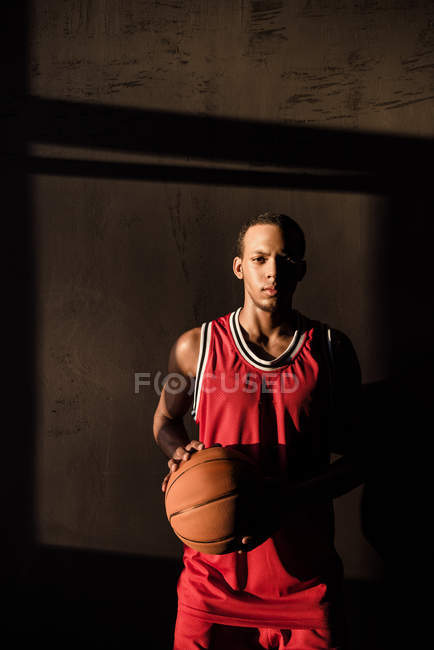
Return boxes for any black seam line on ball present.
[176,531,237,545]
[165,456,250,500]
[169,488,239,522]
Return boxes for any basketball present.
[164,446,265,554]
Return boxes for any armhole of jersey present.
[327,327,334,367]
[190,321,212,421]
[320,323,335,411]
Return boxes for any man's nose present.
[266,258,279,278]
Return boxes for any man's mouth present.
[263,286,278,296]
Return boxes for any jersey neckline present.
[228,307,307,371]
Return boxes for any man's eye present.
[253,257,265,262]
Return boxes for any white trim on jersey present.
[327,327,334,365]
[191,321,212,420]
[229,307,307,371]
[320,324,335,415]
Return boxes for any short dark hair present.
[235,212,306,259]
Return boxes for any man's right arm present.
[153,327,204,492]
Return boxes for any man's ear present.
[233,256,243,280]
[296,260,306,283]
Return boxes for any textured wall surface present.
[29,0,433,578]
[30,0,434,132]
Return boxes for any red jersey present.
[177,307,343,629]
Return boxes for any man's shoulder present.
[169,327,202,377]
[174,326,202,355]
[298,312,360,372]
[325,326,361,382]
[299,312,355,348]
[328,327,358,358]
[170,310,234,377]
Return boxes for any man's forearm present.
[153,413,190,459]
[285,455,365,507]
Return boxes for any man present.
[153,212,364,649]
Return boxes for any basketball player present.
[153,212,364,649]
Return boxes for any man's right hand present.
[161,440,205,492]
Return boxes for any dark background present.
[2,1,433,648]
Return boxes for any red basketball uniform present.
[176,307,344,631]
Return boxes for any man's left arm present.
[240,331,365,550]
[285,328,365,506]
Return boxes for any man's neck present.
[238,302,297,343]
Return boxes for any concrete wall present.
[29,0,433,581]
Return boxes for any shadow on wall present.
[2,0,36,620]
[13,95,433,195]
[334,178,433,648]
[12,545,182,650]
[359,367,433,648]
[358,188,433,647]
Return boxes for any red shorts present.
[173,610,347,650]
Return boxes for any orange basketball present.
[165,446,264,554]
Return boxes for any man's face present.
[233,224,305,312]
